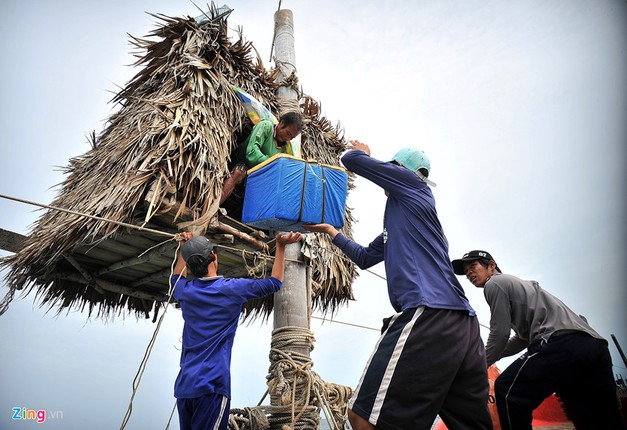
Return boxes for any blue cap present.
[390,148,436,186]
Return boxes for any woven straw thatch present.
[0,7,356,321]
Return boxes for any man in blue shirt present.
[305,141,492,430]
[171,231,301,430]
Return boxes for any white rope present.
[119,242,182,430]
[228,326,352,430]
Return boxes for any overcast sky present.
[1,1,625,429]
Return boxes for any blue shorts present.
[177,393,230,430]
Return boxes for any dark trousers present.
[177,393,230,430]
[495,333,623,430]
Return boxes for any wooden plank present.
[219,213,267,237]
[215,221,268,251]
[0,228,27,253]
[52,272,168,301]
[94,242,178,276]
[131,268,172,287]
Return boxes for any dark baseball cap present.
[451,250,498,275]
[182,236,215,261]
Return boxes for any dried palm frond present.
[1,7,356,321]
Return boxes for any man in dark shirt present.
[305,141,492,430]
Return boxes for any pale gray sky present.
[1,1,625,429]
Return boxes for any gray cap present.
[182,236,215,261]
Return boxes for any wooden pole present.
[273,8,303,159]
[272,7,309,341]
[611,334,627,368]
[273,9,298,100]
[267,11,320,426]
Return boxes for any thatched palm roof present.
[0,8,356,320]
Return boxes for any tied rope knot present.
[243,250,269,278]
[225,326,352,430]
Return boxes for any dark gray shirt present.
[484,272,604,365]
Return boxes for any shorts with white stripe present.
[348,306,492,430]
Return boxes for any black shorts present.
[348,307,492,430]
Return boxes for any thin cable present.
[311,315,379,332]
[120,243,182,430]
[0,193,175,239]
[363,268,386,281]
[0,192,303,265]
[268,0,282,61]
[164,399,177,430]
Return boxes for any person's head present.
[275,111,304,145]
[451,250,502,288]
[182,236,217,277]
[389,148,436,186]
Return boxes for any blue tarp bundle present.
[242,154,348,232]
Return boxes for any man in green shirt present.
[220,111,304,205]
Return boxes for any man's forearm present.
[271,244,286,282]
[173,250,186,275]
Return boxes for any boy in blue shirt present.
[305,141,492,430]
[172,231,301,430]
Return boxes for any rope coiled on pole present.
[228,326,352,430]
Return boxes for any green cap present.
[390,148,436,186]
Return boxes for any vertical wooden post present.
[273,9,298,100]
[269,9,314,421]
[273,244,309,347]
[272,8,309,344]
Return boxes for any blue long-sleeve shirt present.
[334,150,475,315]
[171,275,282,399]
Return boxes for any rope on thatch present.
[0,193,299,263]
[227,326,352,430]
[0,193,306,326]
